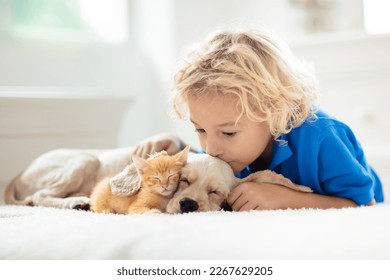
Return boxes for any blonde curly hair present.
[172,28,319,139]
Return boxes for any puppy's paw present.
[73,204,90,211]
[220,201,232,212]
[69,196,90,210]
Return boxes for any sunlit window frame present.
[0,0,129,45]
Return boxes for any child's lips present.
[218,158,242,171]
[218,156,232,163]
[225,159,237,166]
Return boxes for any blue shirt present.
[235,110,383,206]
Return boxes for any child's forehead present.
[187,90,240,104]
[190,117,239,128]
[188,96,244,127]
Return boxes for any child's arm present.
[133,133,195,158]
[227,182,374,211]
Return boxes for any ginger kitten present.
[90,147,189,214]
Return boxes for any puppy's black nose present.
[179,198,199,213]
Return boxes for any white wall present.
[0,1,173,189]
[0,38,171,143]
[0,0,365,150]
[0,93,131,188]
[291,32,390,147]
[291,32,390,196]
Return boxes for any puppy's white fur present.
[4,147,134,209]
[166,153,311,213]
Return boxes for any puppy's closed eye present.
[179,178,190,188]
[208,189,223,197]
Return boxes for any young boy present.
[134,28,383,211]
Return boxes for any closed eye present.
[222,132,236,137]
[180,178,189,183]
[208,189,222,196]
[168,173,179,181]
[179,178,190,187]
[194,128,205,134]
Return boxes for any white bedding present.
[1,203,389,260]
[1,146,388,260]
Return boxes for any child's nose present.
[205,139,222,157]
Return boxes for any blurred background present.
[0,0,389,193]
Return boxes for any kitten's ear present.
[132,154,148,175]
[174,146,190,165]
[110,164,142,196]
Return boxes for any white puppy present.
[4,147,135,209]
[166,153,311,213]
[5,148,310,212]
[4,133,181,209]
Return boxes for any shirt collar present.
[235,135,293,178]
[269,134,292,170]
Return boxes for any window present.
[364,0,390,34]
[9,0,129,44]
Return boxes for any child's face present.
[188,93,273,173]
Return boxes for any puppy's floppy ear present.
[174,145,190,165]
[238,170,312,193]
[110,164,142,196]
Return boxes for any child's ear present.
[174,146,190,165]
[132,155,148,175]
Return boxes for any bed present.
[1,152,389,260]
[0,202,390,260]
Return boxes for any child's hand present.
[227,182,298,211]
[228,182,360,210]
[133,133,184,158]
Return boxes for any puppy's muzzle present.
[179,198,199,213]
